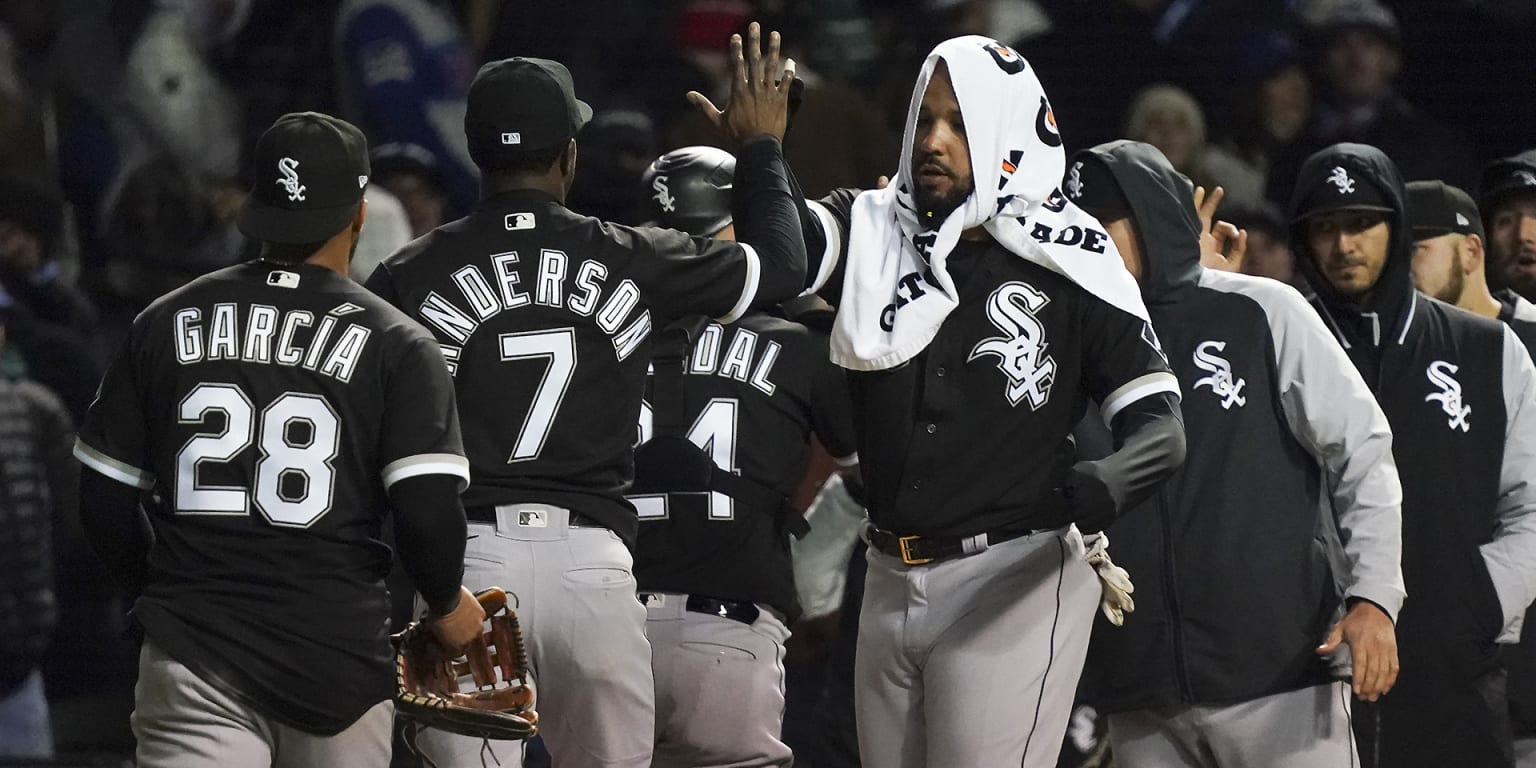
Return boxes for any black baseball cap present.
[1291,163,1393,222]
[238,112,370,244]
[1479,149,1536,215]
[1407,180,1484,242]
[465,57,593,168]
[1064,154,1132,221]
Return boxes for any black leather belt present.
[640,593,761,626]
[867,523,1040,566]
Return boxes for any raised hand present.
[686,22,797,147]
[1193,185,1247,272]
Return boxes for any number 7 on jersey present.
[499,328,578,462]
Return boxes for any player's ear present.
[353,199,369,233]
[1464,233,1485,274]
[561,139,578,182]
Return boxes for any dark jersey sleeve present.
[1078,293,1181,428]
[73,330,154,490]
[629,229,765,325]
[808,335,857,462]
[378,334,470,491]
[363,261,403,310]
[803,188,859,306]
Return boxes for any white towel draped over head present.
[829,35,1150,371]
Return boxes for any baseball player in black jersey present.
[794,37,1186,768]
[72,113,482,767]
[627,146,857,768]
[365,28,814,768]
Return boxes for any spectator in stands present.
[334,0,479,216]
[1203,26,1312,210]
[1268,0,1477,203]
[568,110,657,226]
[371,141,449,238]
[1125,84,1215,189]
[0,324,75,760]
[1225,201,1302,288]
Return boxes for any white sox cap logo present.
[968,281,1056,410]
[652,175,676,213]
[1191,340,1246,409]
[1327,166,1355,194]
[1065,161,1085,200]
[277,157,306,202]
[1425,360,1470,432]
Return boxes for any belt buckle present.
[898,535,932,566]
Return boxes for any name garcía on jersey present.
[409,246,654,373]
[172,299,373,383]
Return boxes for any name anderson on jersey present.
[172,302,372,383]
[411,248,654,372]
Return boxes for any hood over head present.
[1287,142,1413,358]
[1067,140,1202,305]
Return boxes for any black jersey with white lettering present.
[74,261,468,734]
[631,310,855,622]
[807,191,1178,538]
[367,190,769,542]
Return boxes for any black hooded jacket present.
[1290,143,1536,766]
[1072,141,1403,712]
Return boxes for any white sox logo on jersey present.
[1425,360,1471,432]
[277,157,306,202]
[652,175,676,212]
[968,281,1056,410]
[1191,340,1246,409]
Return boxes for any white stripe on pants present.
[132,640,393,768]
[854,525,1098,768]
[1107,681,1358,768]
[413,504,654,768]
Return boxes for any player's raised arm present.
[679,22,809,310]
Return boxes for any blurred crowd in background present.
[1,0,1534,764]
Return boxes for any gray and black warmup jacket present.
[1074,141,1404,713]
[1292,144,1536,767]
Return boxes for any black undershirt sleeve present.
[1068,392,1186,532]
[78,471,151,597]
[731,135,813,303]
[388,474,467,616]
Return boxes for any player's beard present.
[1433,251,1466,304]
[912,174,974,227]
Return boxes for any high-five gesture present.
[687,22,797,146]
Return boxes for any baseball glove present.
[393,587,539,741]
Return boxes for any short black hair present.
[483,144,566,176]
[260,239,330,265]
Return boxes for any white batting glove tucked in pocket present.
[1081,531,1135,626]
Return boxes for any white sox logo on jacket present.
[968,281,1056,409]
[1191,340,1246,409]
[1425,360,1471,432]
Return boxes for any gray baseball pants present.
[413,504,655,768]
[132,641,393,768]
[644,592,793,768]
[855,525,1098,768]
[1107,681,1358,768]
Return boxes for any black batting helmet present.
[640,146,735,237]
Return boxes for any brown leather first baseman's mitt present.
[393,587,538,741]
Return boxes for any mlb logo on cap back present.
[465,57,594,170]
